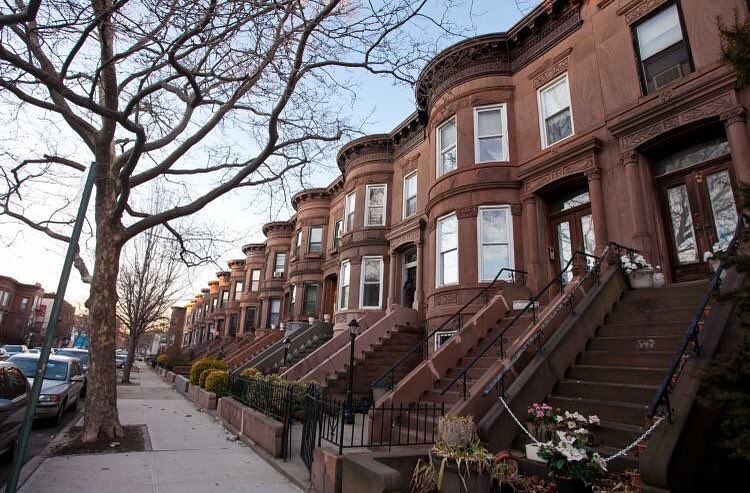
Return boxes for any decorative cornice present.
[529,47,572,89]
[241,243,265,255]
[721,106,746,126]
[510,203,523,216]
[336,134,394,173]
[519,136,601,181]
[262,221,294,238]
[617,0,668,25]
[291,188,330,211]
[456,206,478,219]
[227,259,245,270]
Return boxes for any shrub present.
[199,368,215,388]
[240,367,262,379]
[205,370,230,397]
[189,358,228,385]
[156,354,170,366]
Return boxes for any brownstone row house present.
[183,0,747,347]
[176,2,750,489]
[0,275,46,344]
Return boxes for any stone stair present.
[541,281,707,462]
[321,323,424,400]
[237,322,333,374]
[225,329,285,370]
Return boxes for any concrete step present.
[597,322,686,337]
[547,395,649,427]
[578,351,674,367]
[422,389,462,405]
[620,282,707,301]
[587,335,683,352]
[554,380,658,405]
[567,365,668,386]
[594,420,646,449]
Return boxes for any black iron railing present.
[480,241,639,398]
[301,386,445,457]
[229,374,296,422]
[370,267,527,391]
[648,213,749,420]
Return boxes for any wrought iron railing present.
[229,374,298,422]
[481,241,639,398]
[301,386,445,457]
[370,267,527,391]
[648,213,749,420]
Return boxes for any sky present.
[0,1,539,312]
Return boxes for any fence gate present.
[300,387,321,471]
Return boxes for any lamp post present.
[343,318,359,425]
[282,336,292,367]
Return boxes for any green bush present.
[189,358,228,385]
[156,354,170,366]
[199,368,215,388]
[240,367,262,379]
[205,370,230,397]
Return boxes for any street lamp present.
[282,337,292,367]
[343,318,360,425]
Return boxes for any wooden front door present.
[324,276,337,319]
[659,161,738,282]
[548,188,596,283]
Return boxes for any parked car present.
[54,348,89,397]
[28,348,40,354]
[115,353,127,368]
[0,361,30,459]
[8,354,84,425]
[2,345,29,356]
[0,348,8,361]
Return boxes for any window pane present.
[480,209,508,243]
[405,174,417,197]
[666,184,698,264]
[310,227,323,243]
[653,137,729,177]
[541,78,570,118]
[368,207,384,226]
[439,215,457,252]
[363,259,381,282]
[482,244,510,281]
[440,121,456,150]
[557,221,573,283]
[580,214,596,270]
[637,5,682,60]
[440,148,457,175]
[405,196,417,217]
[363,284,380,307]
[545,108,572,145]
[441,250,458,285]
[706,171,738,245]
[478,137,503,162]
[477,109,502,136]
[368,186,385,206]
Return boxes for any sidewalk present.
[17,364,302,493]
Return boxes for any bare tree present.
[0,0,465,441]
[117,226,183,384]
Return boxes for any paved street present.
[16,364,301,493]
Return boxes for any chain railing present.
[648,213,749,420]
[370,267,527,391]
[481,241,639,399]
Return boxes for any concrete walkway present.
[18,364,301,493]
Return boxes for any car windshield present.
[10,358,69,381]
[56,350,89,365]
[4,345,24,353]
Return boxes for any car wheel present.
[53,399,66,426]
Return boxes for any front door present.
[402,249,417,307]
[324,276,337,319]
[548,188,596,282]
[659,163,738,281]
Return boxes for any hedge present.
[189,357,228,385]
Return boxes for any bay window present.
[437,213,458,286]
[250,269,260,291]
[339,260,351,310]
[360,256,383,309]
[345,192,356,232]
[474,105,508,162]
[234,281,243,301]
[437,118,457,177]
[478,206,514,282]
[309,226,323,253]
[365,184,387,227]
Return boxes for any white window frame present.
[344,192,356,232]
[477,205,516,282]
[473,104,509,163]
[309,226,323,253]
[234,281,244,301]
[339,260,351,311]
[295,229,302,256]
[333,218,343,249]
[250,269,261,291]
[403,171,418,219]
[364,184,387,227]
[274,253,287,274]
[359,256,384,309]
[537,73,574,149]
[436,117,457,178]
[436,212,459,287]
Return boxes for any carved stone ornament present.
[530,48,572,89]
[721,106,746,126]
[434,291,458,306]
[510,203,523,216]
[524,158,594,193]
[456,206,478,219]
[619,0,669,25]
[619,94,736,151]
[390,229,421,250]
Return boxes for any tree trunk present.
[121,327,140,384]
[82,156,125,443]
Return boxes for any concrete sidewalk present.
[17,364,302,493]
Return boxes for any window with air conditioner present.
[634,4,692,94]
[365,184,387,227]
[403,172,417,219]
[437,118,457,177]
[437,213,459,287]
[274,253,286,276]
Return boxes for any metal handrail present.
[370,267,528,390]
[442,249,603,400]
[648,212,749,420]
[480,241,639,398]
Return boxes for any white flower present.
[554,415,563,423]
[574,428,589,435]
[567,421,577,429]
[588,415,600,426]
[556,441,587,462]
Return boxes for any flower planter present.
[430,452,491,493]
[553,476,592,493]
[524,443,544,462]
[627,270,654,289]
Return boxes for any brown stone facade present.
[0,275,45,344]
[183,0,750,347]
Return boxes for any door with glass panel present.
[548,188,595,283]
[658,161,738,282]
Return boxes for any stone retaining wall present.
[216,397,285,458]
[187,384,217,410]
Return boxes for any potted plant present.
[490,452,528,493]
[620,253,653,289]
[538,423,606,493]
[410,415,493,493]
[525,403,560,462]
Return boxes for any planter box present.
[164,371,175,384]
[187,385,217,410]
[525,443,544,462]
[172,374,189,395]
[215,396,285,458]
[431,453,491,493]
[627,270,653,289]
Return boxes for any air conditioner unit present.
[273,271,283,278]
[650,64,683,91]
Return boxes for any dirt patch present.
[50,424,151,455]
